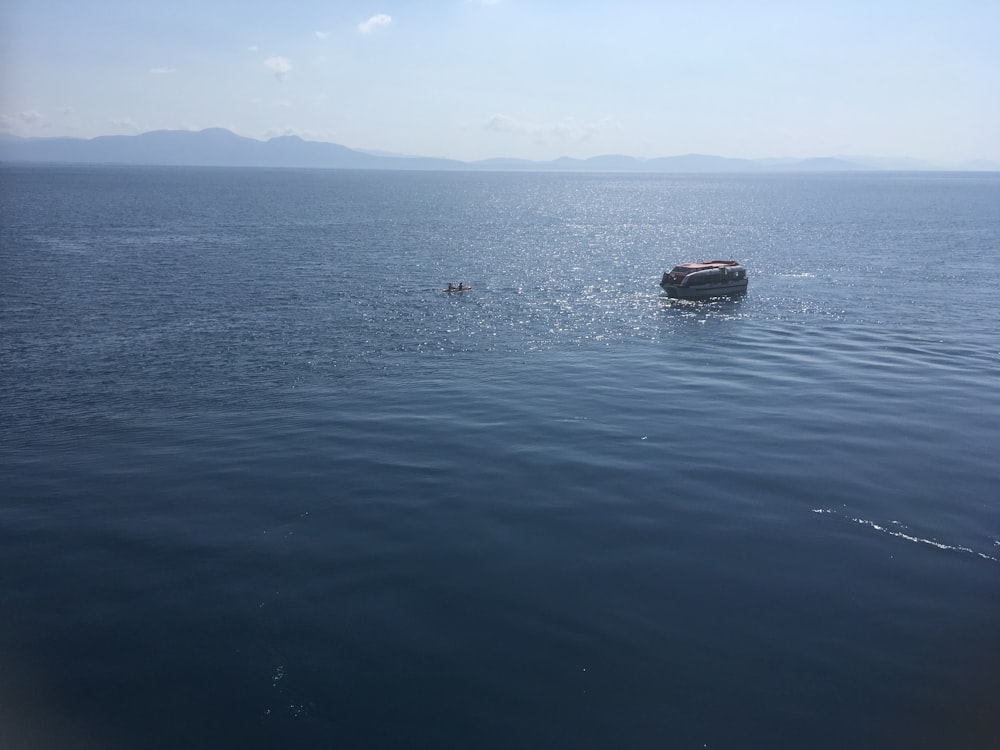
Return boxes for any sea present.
[1,165,998,750]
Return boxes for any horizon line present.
[2,127,998,172]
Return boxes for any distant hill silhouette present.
[0,129,462,171]
[1,128,995,172]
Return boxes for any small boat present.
[444,284,471,293]
[659,260,747,299]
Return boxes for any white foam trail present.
[812,509,997,562]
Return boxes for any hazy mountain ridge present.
[1,129,996,172]
[0,129,462,171]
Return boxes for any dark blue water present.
[2,166,998,749]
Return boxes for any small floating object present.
[444,284,471,293]
[659,260,747,299]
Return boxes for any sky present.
[2,0,999,164]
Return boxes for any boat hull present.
[659,260,748,299]
[660,280,748,299]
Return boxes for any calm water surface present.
[1,166,999,749]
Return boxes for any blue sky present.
[2,1,998,163]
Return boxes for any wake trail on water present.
[812,508,998,563]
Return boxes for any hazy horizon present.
[2,1,998,164]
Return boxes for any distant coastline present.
[1,128,997,173]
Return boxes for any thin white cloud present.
[484,114,524,134]
[358,14,392,34]
[483,114,615,143]
[247,45,259,52]
[314,31,329,39]
[264,56,292,81]
[263,127,340,143]
[109,117,140,133]
[150,67,175,74]
[265,127,300,138]
[15,110,46,126]
[0,110,50,135]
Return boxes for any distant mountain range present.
[1,128,996,172]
